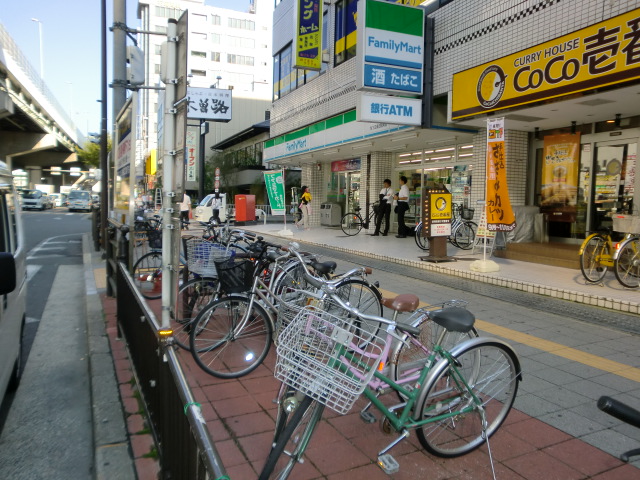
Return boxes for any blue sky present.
[0,0,251,140]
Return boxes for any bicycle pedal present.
[377,454,399,474]
[360,411,376,423]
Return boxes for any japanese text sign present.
[186,87,232,122]
[264,170,286,215]
[485,118,516,232]
[453,8,640,119]
[294,0,323,70]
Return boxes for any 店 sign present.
[186,87,232,122]
[294,0,323,70]
[357,0,425,95]
[452,8,640,119]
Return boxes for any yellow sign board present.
[452,8,640,119]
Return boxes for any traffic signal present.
[126,46,145,86]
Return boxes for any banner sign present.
[114,99,133,212]
[294,0,323,70]
[264,169,286,215]
[357,91,422,125]
[185,126,199,187]
[357,0,425,95]
[541,133,580,209]
[452,8,640,119]
[421,189,452,237]
[186,87,232,122]
[485,117,516,232]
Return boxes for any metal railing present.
[116,262,228,479]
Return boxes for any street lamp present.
[31,18,44,79]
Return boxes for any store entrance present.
[345,172,361,213]
[591,141,636,232]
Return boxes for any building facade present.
[265,0,640,243]
[136,0,273,196]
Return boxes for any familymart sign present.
[356,0,425,95]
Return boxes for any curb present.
[83,234,136,480]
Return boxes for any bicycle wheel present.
[454,221,477,250]
[580,234,610,283]
[614,237,640,288]
[259,394,325,480]
[330,278,383,344]
[132,252,163,299]
[340,213,363,236]
[173,277,219,350]
[392,315,478,388]
[414,222,430,251]
[415,340,520,458]
[189,295,272,378]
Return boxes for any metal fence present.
[116,262,228,479]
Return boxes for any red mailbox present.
[235,194,255,223]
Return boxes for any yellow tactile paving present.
[378,288,640,383]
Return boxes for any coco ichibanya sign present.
[356,0,425,95]
[452,8,640,119]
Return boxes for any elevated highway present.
[0,23,85,188]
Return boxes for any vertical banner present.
[541,134,580,208]
[185,126,199,188]
[114,98,133,214]
[264,169,286,215]
[294,0,323,70]
[486,117,516,231]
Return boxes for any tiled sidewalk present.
[102,294,640,479]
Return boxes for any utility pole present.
[100,0,108,250]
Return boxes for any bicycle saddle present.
[310,260,337,275]
[382,294,419,313]
[430,307,475,333]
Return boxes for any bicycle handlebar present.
[287,244,420,336]
[598,396,640,430]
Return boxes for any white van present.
[0,160,27,401]
[67,190,93,212]
[194,193,227,224]
[21,189,47,210]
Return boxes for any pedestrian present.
[372,179,392,236]
[179,192,191,230]
[394,176,410,238]
[211,192,222,224]
[298,185,312,230]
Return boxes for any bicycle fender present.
[412,337,522,421]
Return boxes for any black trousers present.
[374,203,391,234]
[397,203,409,235]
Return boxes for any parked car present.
[21,189,47,210]
[49,193,62,207]
[67,190,93,212]
[0,160,27,402]
[194,193,227,224]
[92,194,100,209]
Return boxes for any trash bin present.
[320,203,342,226]
[235,194,255,224]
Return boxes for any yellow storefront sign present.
[452,8,640,119]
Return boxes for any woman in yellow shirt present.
[299,186,312,230]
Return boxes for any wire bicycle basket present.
[275,306,385,415]
[460,207,475,221]
[185,238,231,277]
[212,255,256,294]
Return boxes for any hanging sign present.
[294,0,323,70]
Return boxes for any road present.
[0,208,91,433]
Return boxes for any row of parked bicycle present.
[128,216,524,477]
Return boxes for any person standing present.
[298,185,312,230]
[211,192,222,224]
[373,179,392,236]
[179,192,191,230]
[394,176,410,238]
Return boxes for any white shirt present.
[379,187,392,202]
[398,184,409,202]
[179,193,191,212]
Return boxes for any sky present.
[0,0,251,141]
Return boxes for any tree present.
[75,136,112,168]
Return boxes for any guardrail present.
[115,262,228,479]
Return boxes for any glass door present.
[592,141,636,232]
[346,172,360,213]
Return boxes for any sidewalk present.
[93,226,640,479]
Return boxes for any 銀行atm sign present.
[356,0,425,95]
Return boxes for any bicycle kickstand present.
[480,408,498,480]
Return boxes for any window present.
[192,13,207,21]
[155,6,182,18]
[212,52,221,62]
[228,18,255,30]
[154,44,162,55]
[191,69,206,76]
[154,64,161,74]
[227,54,254,66]
[334,0,357,66]
[273,44,293,100]
[192,32,207,40]
[211,15,221,26]
[227,36,255,49]
[191,50,207,58]
[211,33,221,44]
